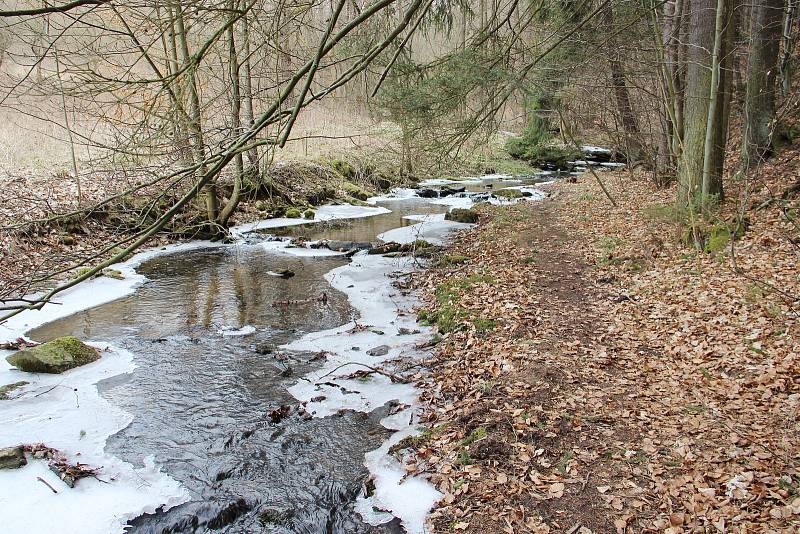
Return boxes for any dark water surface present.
[30,248,403,533]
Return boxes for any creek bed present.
[15,172,554,533]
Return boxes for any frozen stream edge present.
[0,190,541,533]
[0,205,388,534]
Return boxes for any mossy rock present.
[493,188,524,199]
[0,447,26,470]
[102,268,125,280]
[445,208,479,224]
[342,181,371,201]
[330,159,355,179]
[6,336,100,374]
[0,381,28,400]
[435,255,470,267]
[303,209,315,220]
[285,208,302,218]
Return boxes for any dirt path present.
[409,176,800,533]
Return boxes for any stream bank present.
[0,170,558,533]
[409,172,800,533]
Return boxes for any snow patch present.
[230,204,390,236]
[284,252,447,533]
[377,217,474,245]
[0,343,189,534]
[218,325,256,337]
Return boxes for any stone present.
[0,447,26,470]
[367,345,390,357]
[284,208,302,218]
[417,188,438,198]
[254,342,275,355]
[445,208,479,224]
[368,242,402,255]
[439,186,466,197]
[269,269,295,279]
[6,337,100,374]
[0,381,28,400]
[325,240,374,252]
[492,188,524,199]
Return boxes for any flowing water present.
[26,174,556,533]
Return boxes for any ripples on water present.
[31,248,402,533]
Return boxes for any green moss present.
[445,208,479,223]
[389,429,433,456]
[342,181,371,201]
[102,268,124,280]
[461,426,487,446]
[303,209,315,219]
[434,255,470,267]
[330,159,355,179]
[6,336,100,374]
[75,267,124,280]
[409,239,434,250]
[493,188,524,199]
[456,450,474,465]
[472,317,497,334]
[285,208,302,218]
[0,381,28,400]
[418,305,460,333]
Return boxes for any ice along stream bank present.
[0,174,550,533]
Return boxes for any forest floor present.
[411,165,800,532]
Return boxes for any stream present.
[7,169,581,533]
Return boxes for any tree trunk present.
[677,0,732,207]
[605,3,645,163]
[240,8,259,173]
[174,0,218,223]
[219,0,244,228]
[780,0,796,94]
[743,0,785,168]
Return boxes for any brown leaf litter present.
[407,166,799,532]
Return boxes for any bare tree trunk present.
[678,0,732,206]
[219,0,244,227]
[174,0,218,223]
[743,0,785,168]
[240,7,258,172]
[780,0,796,94]
[605,3,645,163]
[157,0,188,158]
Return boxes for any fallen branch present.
[22,444,101,488]
[0,338,40,350]
[316,362,410,384]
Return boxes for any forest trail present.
[412,170,800,533]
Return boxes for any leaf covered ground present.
[409,166,800,532]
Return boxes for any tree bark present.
[174,0,218,223]
[743,0,785,168]
[677,0,732,206]
[219,0,244,228]
[604,3,645,163]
